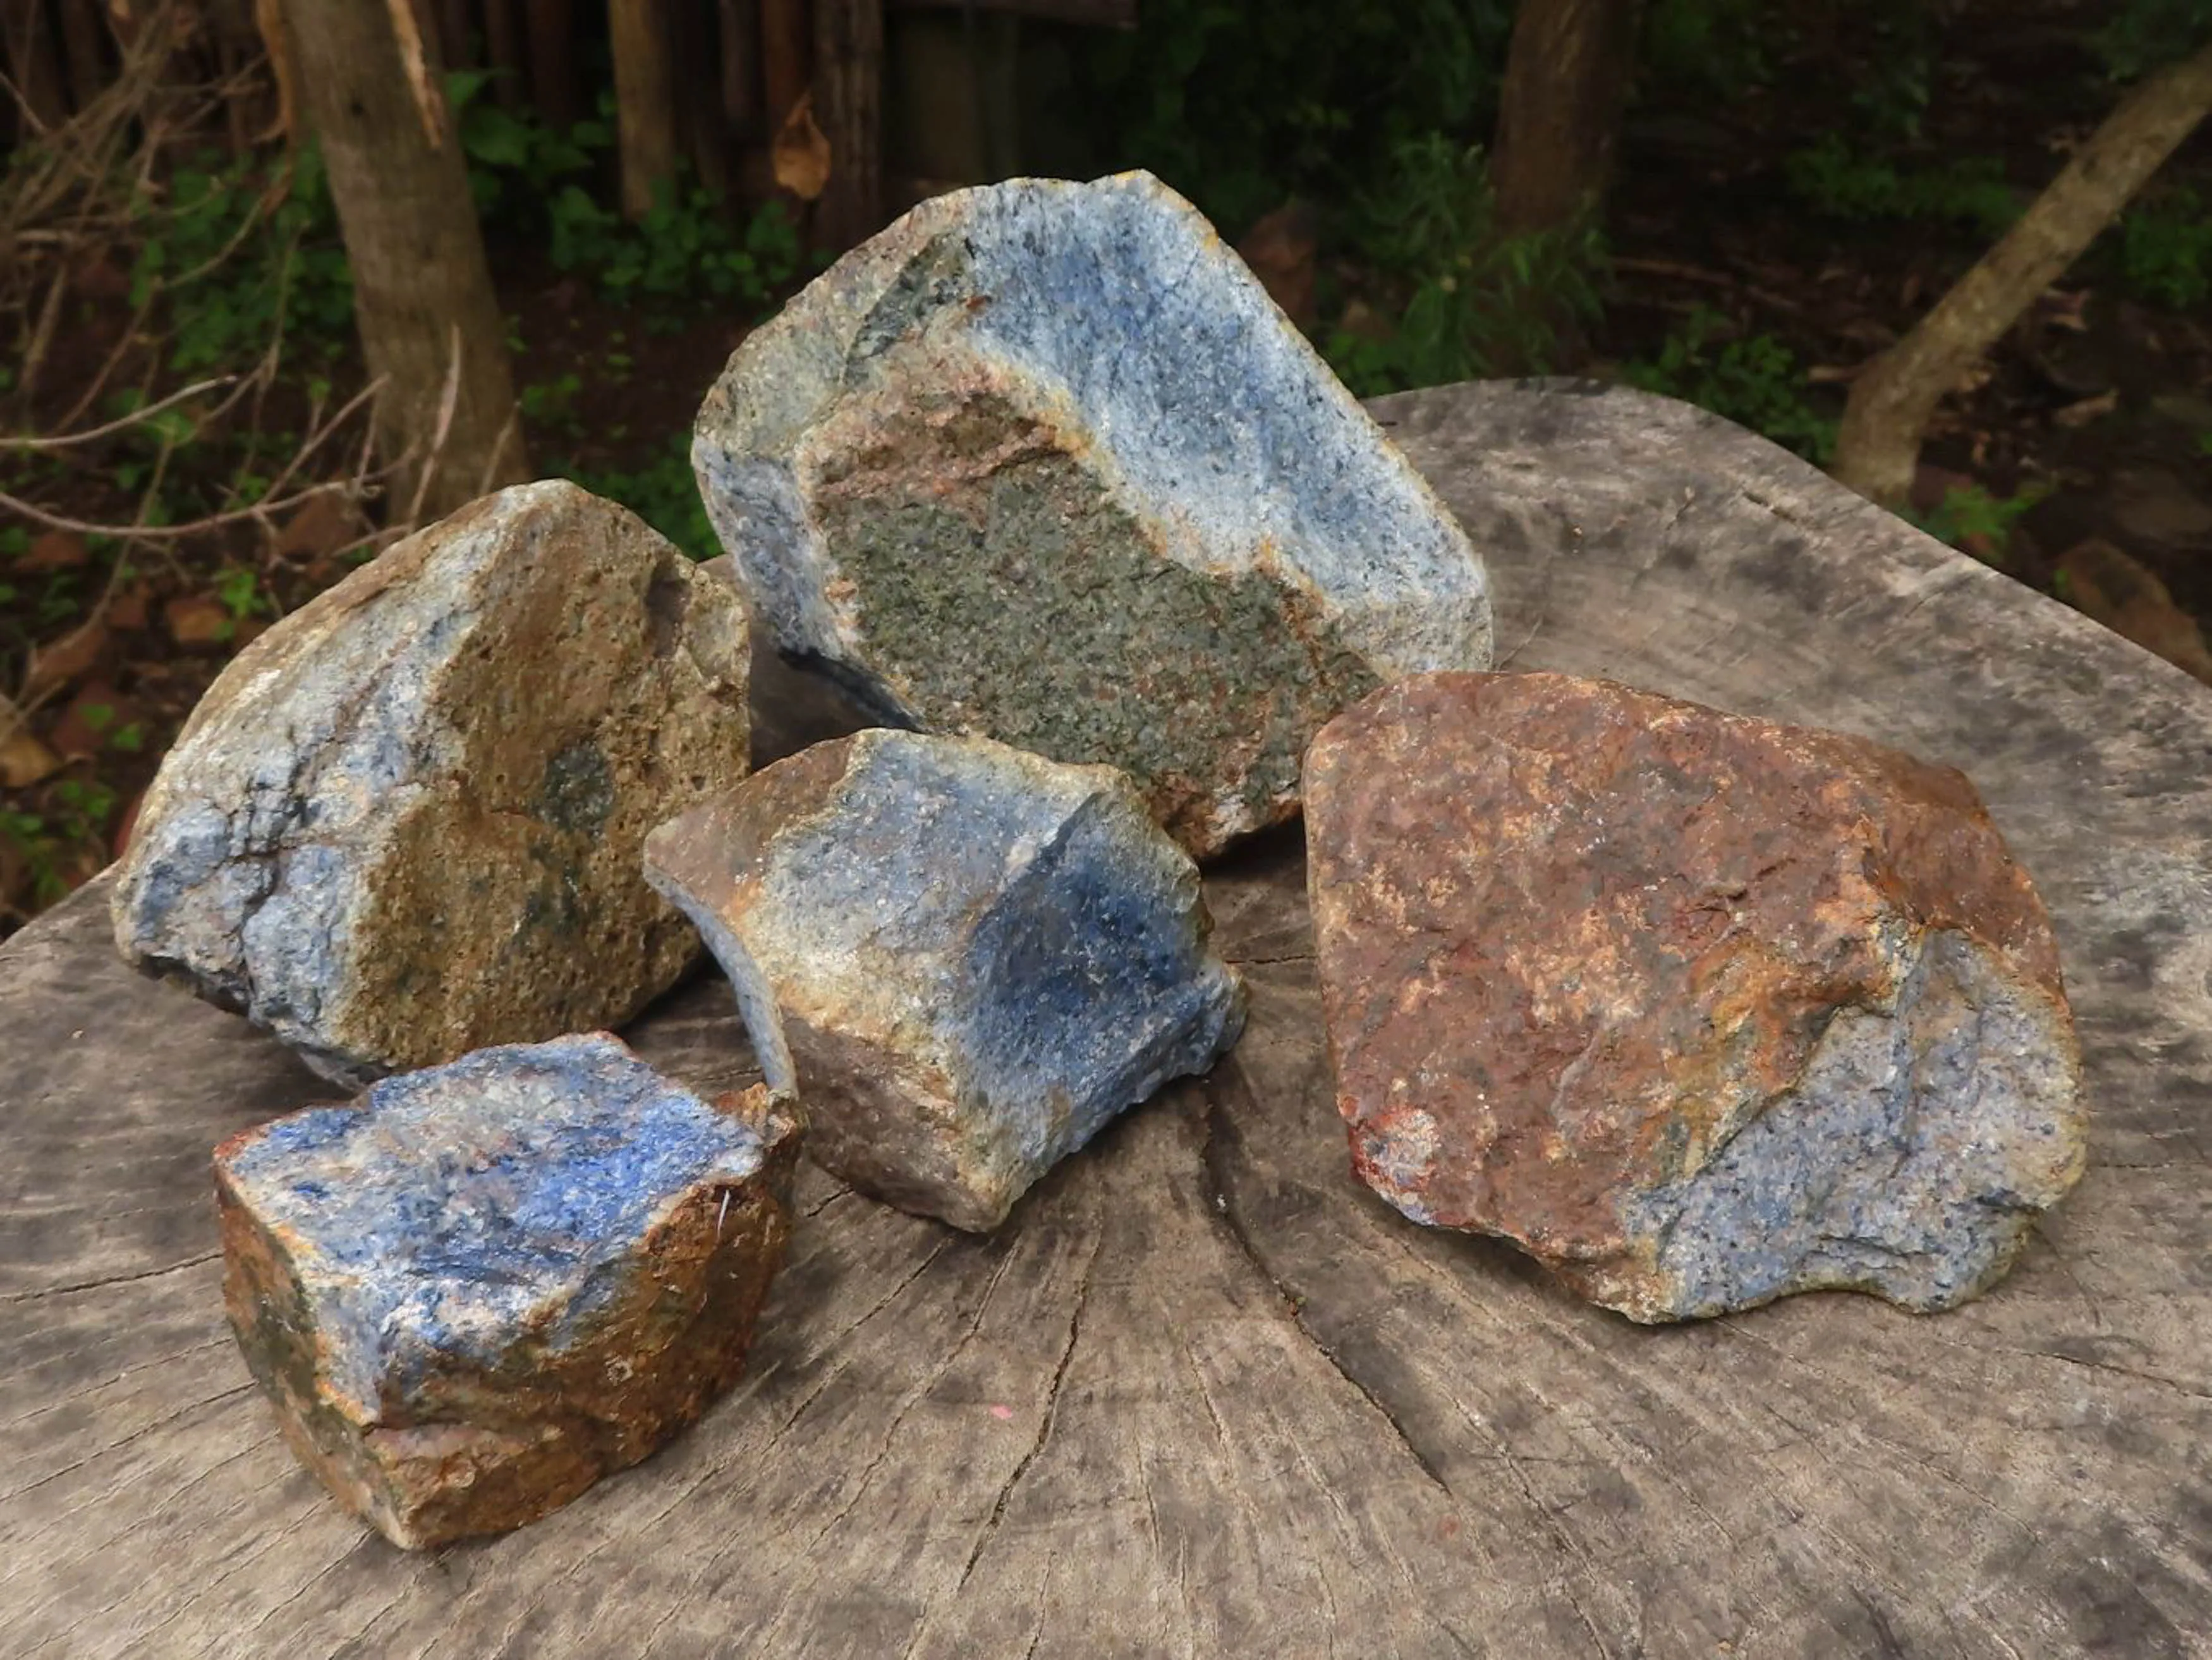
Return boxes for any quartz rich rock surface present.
[111,481,753,1086]
[692,171,1491,858]
[214,1034,799,1550]
[1305,671,2087,1323]
[644,728,1246,1230]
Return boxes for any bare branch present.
[1,378,238,451]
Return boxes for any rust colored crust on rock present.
[214,1089,799,1550]
[1304,671,2076,1297]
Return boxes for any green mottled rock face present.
[806,382,1382,843]
[111,481,755,1085]
[694,172,1491,857]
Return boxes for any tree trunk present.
[280,0,528,520]
[2,0,68,135]
[609,0,681,218]
[435,0,473,70]
[720,0,758,135]
[1832,39,2212,506]
[760,0,810,130]
[812,0,882,249]
[674,0,732,198]
[56,0,110,112]
[525,0,579,128]
[483,0,524,108]
[1488,0,1642,237]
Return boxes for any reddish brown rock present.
[215,1034,798,1549]
[1304,672,2086,1322]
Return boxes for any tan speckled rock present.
[1306,671,2087,1322]
[111,482,753,1085]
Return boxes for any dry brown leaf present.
[773,94,832,202]
[112,788,145,858]
[165,594,232,648]
[107,582,152,632]
[2052,389,2120,429]
[0,727,62,790]
[2059,537,2212,685]
[273,490,358,561]
[23,619,110,697]
[51,682,139,762]
[1236,202,1320,331]
[19,532,88,572]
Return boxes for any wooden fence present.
[2,0,1138,250]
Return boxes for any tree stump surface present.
[4,381,2207,1659]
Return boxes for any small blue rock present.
[215,1034,798,1549]
[643,730,1246,1230]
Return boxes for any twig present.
[1,377,237,451]
[1612,254,1811,319]
[0,478,362,541]
[402,326,466,525]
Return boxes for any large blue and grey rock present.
[643,729,1246,1230]
[692,171,1492,858]
[214,1034,799,1549]
[111,481,753,1087]
[1306,672,2088,1322]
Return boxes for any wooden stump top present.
[5,381,2208,1658]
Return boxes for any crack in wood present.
[1194,1068,1631,1659]
[1,1252,222,1305]
[1191,1072,1454,1499]
[957,1233,1097,1590]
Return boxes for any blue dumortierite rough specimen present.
[111,481,753,1089]
[215,1034,798,1548]
[643,729,1246,1230]
[691,171,1492,858]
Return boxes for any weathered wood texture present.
[3,382,2208,1657]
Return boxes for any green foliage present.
[2094,0,2212,78]
[1323,137,1605,396]
[1641,0,1777,97]
[0,809,66,907]
[128,143,353,374]
[1782,135,2021,237]
[449,70,612,218]
[554,434,717,563]
[213,566,268,625]
[1624,307,1837,463]
[447,75,801,318]
[1078,0,1512,236]
[548,180,801,314]
[2114,185,2212,309]
[1,780,116,907]
[1907,482,2050,566]
[520,371,586,438]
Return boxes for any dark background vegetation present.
[3,0,2209,934]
